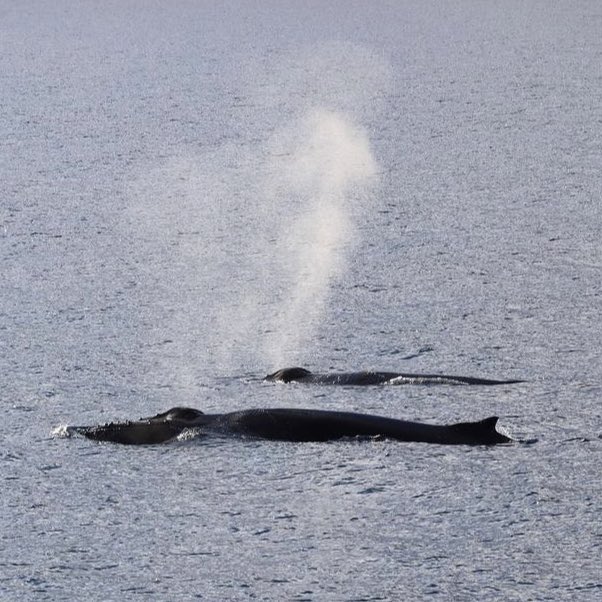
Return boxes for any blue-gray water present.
[1,1,601,600]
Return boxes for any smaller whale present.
[265,367,523,386]
[66,406,512,446]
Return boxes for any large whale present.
[67,406,512,446]
[265,367,523,386]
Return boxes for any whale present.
[265,367,524,386]
[66,406,512,446]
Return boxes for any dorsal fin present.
[450,416,511,444]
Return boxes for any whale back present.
[216,409,512,445]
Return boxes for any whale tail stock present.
[449,416,511,445]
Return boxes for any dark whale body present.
[68,406,511,446]
[265,367,523,386]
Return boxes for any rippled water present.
[1,1,601,600]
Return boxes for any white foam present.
[50,424,72,439]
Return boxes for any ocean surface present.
[1,1,601,600]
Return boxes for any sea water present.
[1,1,601,600]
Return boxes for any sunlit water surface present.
[1,1,601,600]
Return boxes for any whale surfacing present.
[66,406,512,446]
[264,367,524,386]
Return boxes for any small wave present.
[175,427,202,442]
[387,376,462,386]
